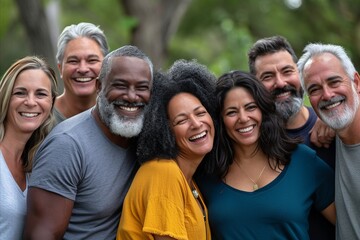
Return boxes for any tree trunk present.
[14,0,56,71]
[120,0,192,68]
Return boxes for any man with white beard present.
[24,45,154,240]
[248,36,336,240]
[298,43,360,240]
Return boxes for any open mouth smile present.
[189,131,207,142]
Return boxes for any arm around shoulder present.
[23,187,74,240]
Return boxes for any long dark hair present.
[215,70,300,178]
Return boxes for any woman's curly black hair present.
[136,59,217,171]
[215,70,301,178]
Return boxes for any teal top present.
[197,144,334,240]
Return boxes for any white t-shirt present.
[0,151,28,240]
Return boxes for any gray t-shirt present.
[335,136,360,240]
[53,107,66,124]
[29,108,138,240]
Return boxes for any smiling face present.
[168,93,214,159]
[6,69,53,135]
[58,37,104,98]
[222,87,262,149]
[254,50,303,120]
[303,53,360,130]
[98,56,152,137]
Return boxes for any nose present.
[24,94,37,106]
[321,85,335,100]
[124,88,139,102]
[238,111,249,123]
[190,115,202,129]
[273,74,286,89]
[77,60,89,74]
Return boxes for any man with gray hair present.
[24,45,154,240]
[54,22,109,123]
[298,43,360,240]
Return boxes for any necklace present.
[192,189,199,199]
[234,160,266,190]
[191,182,199,199]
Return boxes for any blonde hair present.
[0,56,58,172]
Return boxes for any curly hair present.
[0,56,58,172]
[136,60,217,172]
[215,70,300,178]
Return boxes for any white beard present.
[318,83,359,130]
[97,91,145,138]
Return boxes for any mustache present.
[271,85,297,97]
[318,96,345,109]
[112,100,145,108]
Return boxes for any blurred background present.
[1,0,359,95]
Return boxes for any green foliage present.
[59,0,137,51]
[1,0,359,76]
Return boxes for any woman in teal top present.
[197,71,336,239]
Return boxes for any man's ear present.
[96,77,102,94]
[354,72,360,94]
[57,63,62,78]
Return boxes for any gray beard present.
[318,84,359,130]
[97,91,145,138]
[275,96,303,121]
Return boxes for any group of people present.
[0,21,359,240]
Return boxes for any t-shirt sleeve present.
[141,162,189,240]
[143,195,187,239]
[29,133,83,201]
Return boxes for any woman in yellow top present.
[116,59,217,240]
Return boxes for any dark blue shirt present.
[286,107,336,239]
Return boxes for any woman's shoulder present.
[292,144,317,157]
[138,159,183,179]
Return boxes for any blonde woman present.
[0,56,58,239]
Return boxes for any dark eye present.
[67,59,79,64]
[307,86,320,96]
[136,85,150,91]
[174,118,188,126]
[261,75,272,82]
[246,104,257,111]
[88,58,100,64]
[36,91,49,98]
[13,91,26,97]
[225,110,237,116]
[113,83,127,90]
[329,80,341,88]
[196,111,207,117]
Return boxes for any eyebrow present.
[13,86,50,92]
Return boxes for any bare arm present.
[321,202,336,225]
[24,187,74,240]
[310,118,336,148]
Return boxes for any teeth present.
[75,77,92,82]
[276,92,290,98]
[120,106,139,112]
[238,125,254,133]
[189,131,206,141]
[21,113,39,117]
[325,102,340,110]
